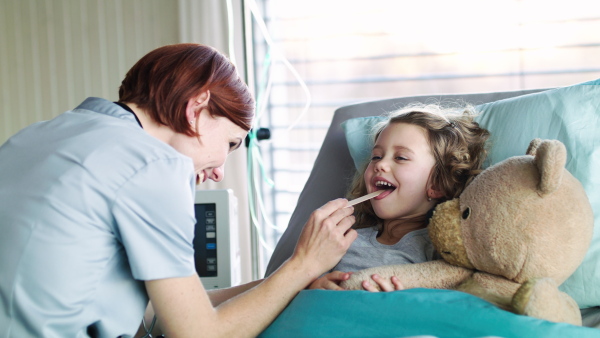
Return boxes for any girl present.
[309,103,490,291]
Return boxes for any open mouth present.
[375,180,396,191]
[374,180,396,199]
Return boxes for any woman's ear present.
[186,90,211,122]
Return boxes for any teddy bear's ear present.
[526,138,543,156]
[531,139,567,196]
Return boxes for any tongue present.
[375,189,393,199]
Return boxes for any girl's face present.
[364,122,437,221]
[170,108,247,184]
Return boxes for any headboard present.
[265,89,545,276]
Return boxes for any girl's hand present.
[308,271,353,291]
[361,274,404,292]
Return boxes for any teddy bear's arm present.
[340,260,473,291]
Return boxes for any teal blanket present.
[259,289,600,338]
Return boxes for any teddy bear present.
[340,139,594,326]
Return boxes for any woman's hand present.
[308,271,353,290]
[361,274,404,292]
[291,199,357,280]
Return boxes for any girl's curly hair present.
[349,102,490,229]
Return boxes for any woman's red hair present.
[119,43,254,135]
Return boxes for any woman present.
[0,44,357,337]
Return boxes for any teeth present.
[375,181,395,188]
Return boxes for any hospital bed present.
[259,79,600,337]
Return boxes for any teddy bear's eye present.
[462,207,471,220]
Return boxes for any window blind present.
[248,0,600,274]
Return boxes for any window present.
[247,0,600,275]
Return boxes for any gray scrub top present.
[0,98,197,337]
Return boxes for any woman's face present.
[171,108,247,184]
[364,122,437,221]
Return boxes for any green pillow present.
[259,289,600,338]
[341,79,600,308]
